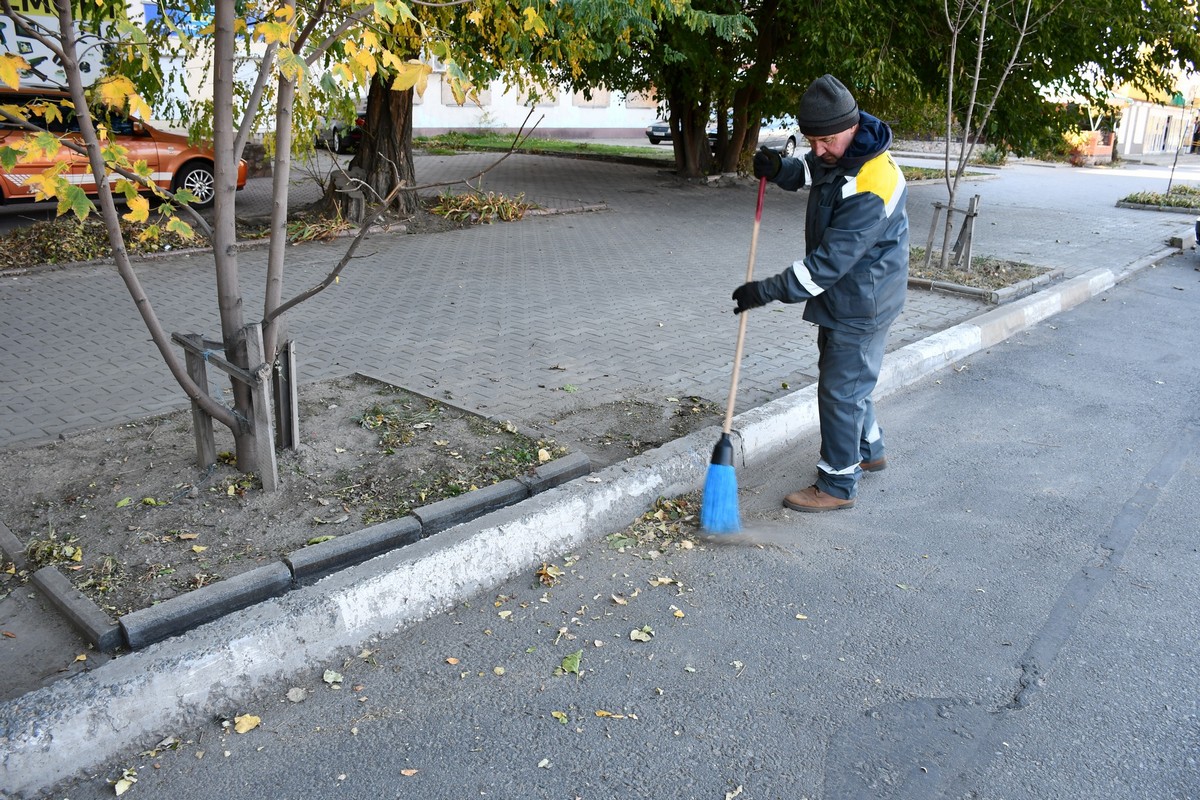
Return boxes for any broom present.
[700,175,768,534]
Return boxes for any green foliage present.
[1121,184,1200,209]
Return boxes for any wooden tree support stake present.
[924,195,982,269]
[172,323,279,491]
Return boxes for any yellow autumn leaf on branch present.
[122,194,150,223]
[390,60,431,97]
[522,7,548,36]
[96,75,137,111]
[0,53,30,89]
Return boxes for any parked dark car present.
[316,106,367,154]
[645,119,671,145]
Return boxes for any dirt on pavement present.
[0,373,724,619]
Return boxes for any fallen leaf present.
[536,563,565,587]
[537,758,551,769]
[116,497,133,508]
[726,786,744,800]
[795,614,808,620]
[445,657,460,665]
[493,666,505,676]
[191,545,208,554]
[559,649,582,676]
[537,448,551,463]
[610,594,628,606]
[1,631,15,639]
[286,687,307,703]
[74,653,87,662]
[629,626,654,642]
[114,768,137,795]
[322,669,344,685]
[400,769,419,777]
[177,533,199,541]
[648,576,676,587]
[551,711,568,724]
[233,714,260,734]
[498,610,513,620]
[595,710,626,719]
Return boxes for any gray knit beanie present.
[797,74,860,136]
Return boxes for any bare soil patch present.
[0,376,723,618]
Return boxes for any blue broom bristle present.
[700,463,741,534]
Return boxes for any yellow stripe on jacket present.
[840,152,906,217]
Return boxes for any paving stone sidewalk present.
[3,148,1194,449]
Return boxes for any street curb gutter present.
[0,247,1180,798]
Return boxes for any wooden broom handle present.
[722,176,767,434]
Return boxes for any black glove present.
[732,281,769,314]
[753,146,782,180]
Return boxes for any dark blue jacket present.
[759,112,909,333]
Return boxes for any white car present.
[757,115,799,156]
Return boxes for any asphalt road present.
[45,250,1200,799]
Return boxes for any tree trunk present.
[669,99,712,178]
[212,0,259,468]
[324,74,418,217]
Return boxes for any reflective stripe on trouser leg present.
[814,325,889,499]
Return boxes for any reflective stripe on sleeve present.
[790,259,825,296]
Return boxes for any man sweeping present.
[732,74,909,512]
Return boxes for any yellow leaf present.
[673,609,685,618]
[123,194,150,223]
[521,7,549,36]
[537,448,551,463]
[96,75,136,111]
[233,714,260,734]
[114,777,136,796]
[74,653,87,662]
[192,545,208,553]
[178,533,199,540]
[0,53,30,89]
[466,9,483,25]
[390,60,432,97]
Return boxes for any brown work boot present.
[783,485,855,513]
[860,456,888,472]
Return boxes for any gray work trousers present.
[814,324,890,499]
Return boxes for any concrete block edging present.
[4,452,592,655]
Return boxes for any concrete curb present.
[0,246,1181,798]
[30,568,123,653]
[3,454,591,654]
